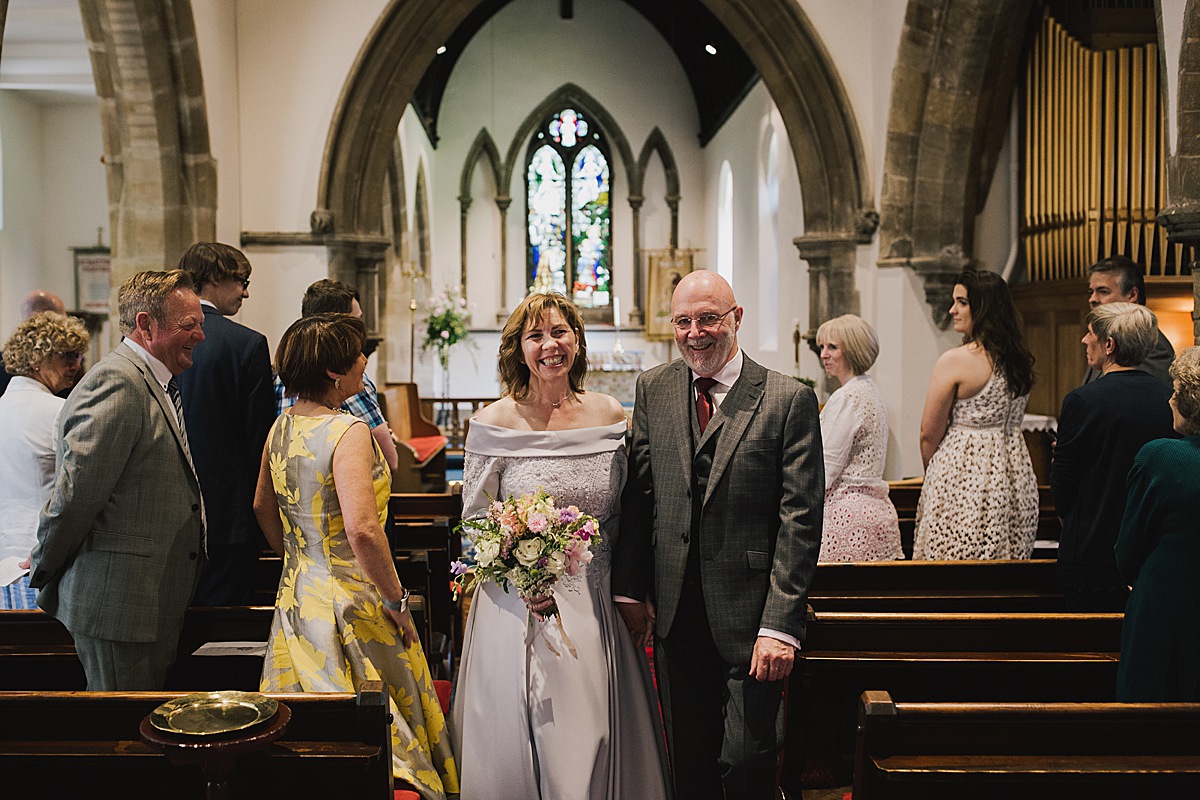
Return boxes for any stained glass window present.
[527,108,612,312]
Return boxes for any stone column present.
[326,234,391,344]
[794,234,860,393]
[495,195,511,324]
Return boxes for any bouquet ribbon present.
[528,610,578,659]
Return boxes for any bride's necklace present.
[528,387,572,408]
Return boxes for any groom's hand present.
[616,600,655,648]
[749,635,795,682]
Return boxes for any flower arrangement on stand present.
[422,286,471,397]
[451,489,600,657]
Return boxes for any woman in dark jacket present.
[1051,302,1177,611]
[1116,345,1200,701]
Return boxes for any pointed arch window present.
[526,107,612,314]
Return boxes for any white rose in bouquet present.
[514,537,544,567]
[475,538,501,567]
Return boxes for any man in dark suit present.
[177,243,276,606]
[1082,255,1174,385]
[31,270,206,690]
[613,271,824,800]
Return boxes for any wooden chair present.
[379,382,448,493]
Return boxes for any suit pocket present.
[746,550,770,571]
[90,529,154,557]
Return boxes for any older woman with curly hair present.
[0,312,89,608]
[1116,346,1200,701]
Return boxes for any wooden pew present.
[808,559,1065,612]
[389,491,463,674]
[853,690,1200,799]
[0,607,278,691]
[0,681,393,798]
[780,610,1123,792]
[379,382,448,493]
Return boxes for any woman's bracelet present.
[382,587,410,613]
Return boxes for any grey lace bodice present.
[461,420,627,578]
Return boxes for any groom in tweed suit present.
[613,271,823,799]
[31,270,207,690]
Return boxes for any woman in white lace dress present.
[450,293,670,800]
[816,315,903,561]
[914,269,1039,560]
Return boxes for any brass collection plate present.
[149,691,278,736]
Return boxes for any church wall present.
[0,94,106,341]
[0,91,45,337]
[423,0,705,398]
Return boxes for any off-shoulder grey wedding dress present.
[450,420,670,800]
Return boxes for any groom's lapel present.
[703,357,765,506]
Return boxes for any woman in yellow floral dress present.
[253,313,458,799]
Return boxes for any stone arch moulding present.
[317,0,873,341]
[79,0,216,342]
[458,128,504,312]
[631,127,681,326]
[502,83,635,320]
[879,0,1036,326]
[695,0,874,349]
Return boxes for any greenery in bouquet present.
[423,287,471,368]
[451,489,601,620]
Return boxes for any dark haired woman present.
[253,313,457,799]
[913,269,1039,560]
[451,292,669,800]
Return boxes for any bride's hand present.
[524,593,555,621]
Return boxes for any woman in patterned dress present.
[253,313,457,800]
[914,268,1039,560]
[815,314,902,561]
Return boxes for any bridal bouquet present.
[452,489,600,655]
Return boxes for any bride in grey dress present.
[450,293,670,800]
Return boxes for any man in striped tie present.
[31,270,207,690]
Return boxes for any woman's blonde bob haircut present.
[1087,302,1158,368]
[497,292,588,399]
[815,314,880,376]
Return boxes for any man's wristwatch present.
[382,588,410,614]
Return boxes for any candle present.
[613,296,621,327]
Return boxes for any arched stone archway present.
[317,0,873,335]
[878,0,1036,325]
[79,0,215,336]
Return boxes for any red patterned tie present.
[694,377,718,433]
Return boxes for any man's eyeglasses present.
[672,306,737,331]
[239,278,251,290]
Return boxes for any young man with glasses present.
[176,242,277,606]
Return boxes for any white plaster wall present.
[41,102,109,345]
[192,0,242,246]
[0,95,106,342]
[0,91,44,337]
[1160,0,1188,156]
